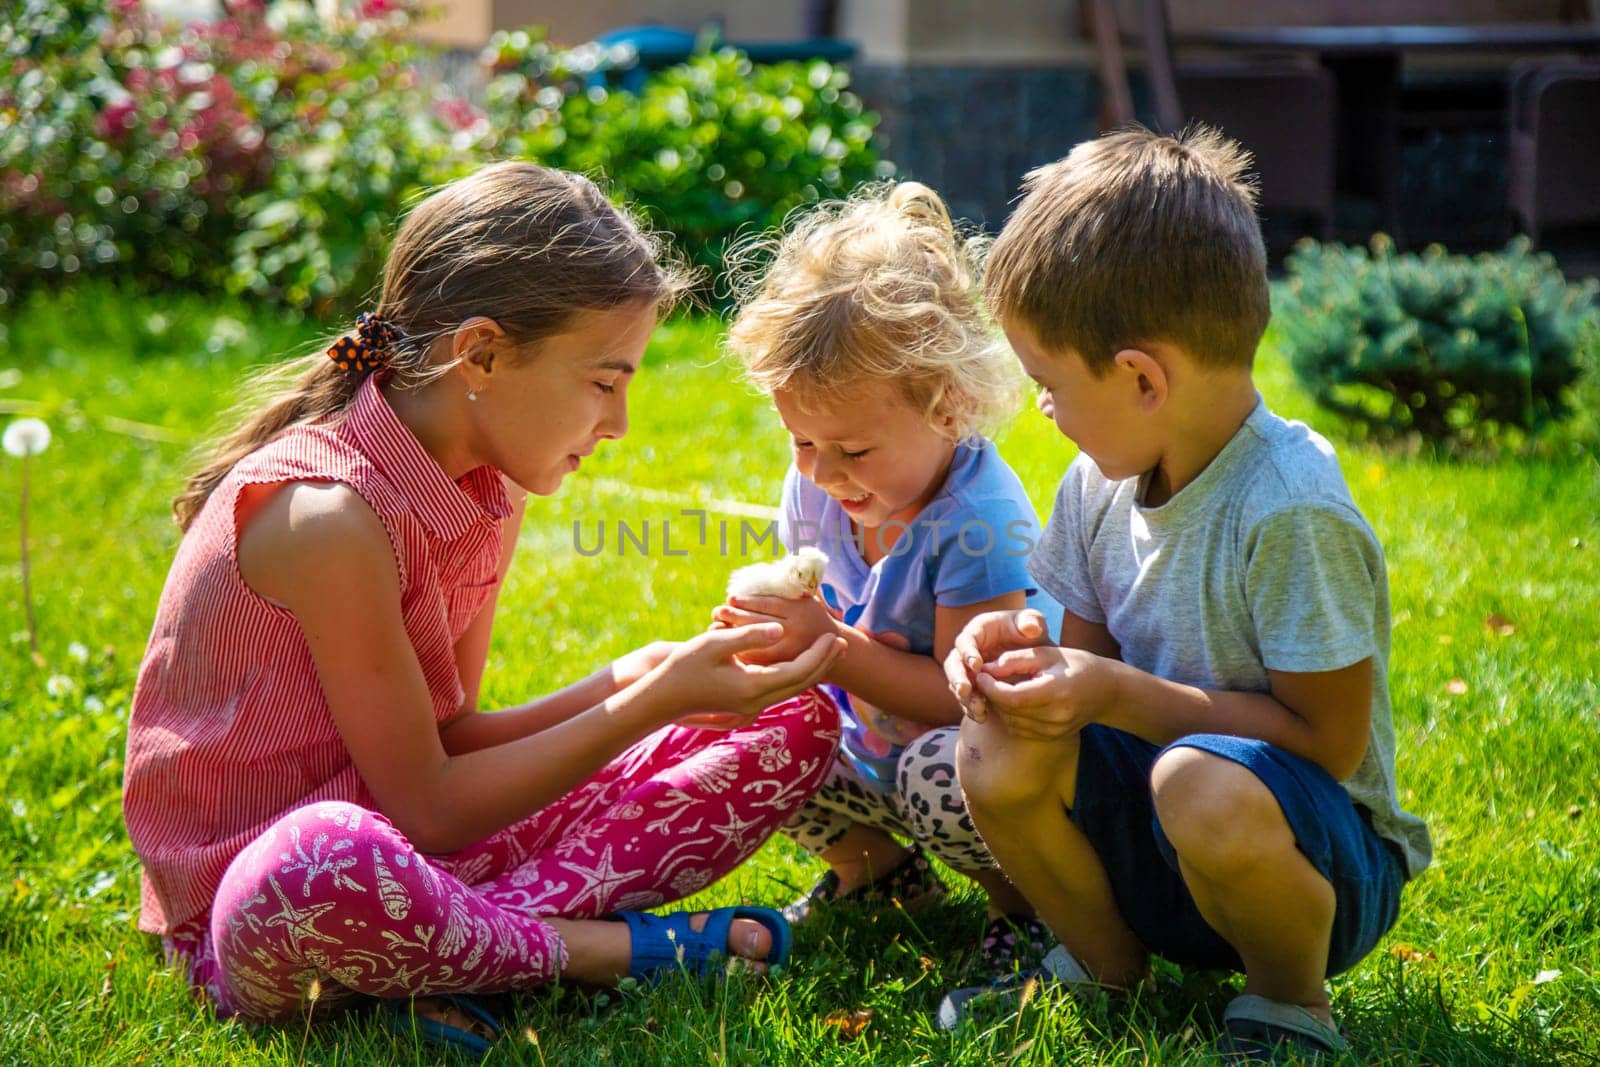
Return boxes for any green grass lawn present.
[1,283,1597,1065]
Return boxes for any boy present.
[939,127,1431,1061]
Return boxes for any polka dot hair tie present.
[327,311,403,373]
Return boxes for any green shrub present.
[1277,236,1598,449]
[223,7,473,312]
[0,0,266,301]
[0,1,464,312]
[3,7,891,313]
[480,29,892,296]
[1550,322,1600,460]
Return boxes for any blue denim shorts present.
[1069,725,1405,976]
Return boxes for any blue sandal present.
[618,906,792,982]
[380,992,501,1056]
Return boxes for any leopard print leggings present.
[781,726,996,871]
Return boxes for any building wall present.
[413,0,1593,235]
[415,0,812,49]
[854,0,1090,64]
[417,1,1594,54]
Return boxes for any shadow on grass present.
[77,894,1584,1067]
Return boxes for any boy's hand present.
[711,594,843,666]
[943,609,1052,720]
[970,645,1120,741]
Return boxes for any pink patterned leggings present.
[163,690,840,1020]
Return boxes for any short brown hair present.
[984,125,1270,374]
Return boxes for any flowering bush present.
[2,5,891,311]
[1,0,467,310]
[480,28,891,295]
[221,4,474,311]
[0,0,269,294]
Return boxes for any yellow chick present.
[726,547,829,599]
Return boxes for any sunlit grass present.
[1,284,1596,1064]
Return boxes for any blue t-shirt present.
[778,439,1059,791]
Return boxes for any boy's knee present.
[955,715,1065,813]
[1150,745,1292,876]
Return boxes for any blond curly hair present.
[725,182,1024,440]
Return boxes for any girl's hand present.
[648,622,845,727]
[610,640,680,691]
[675,611,753,729]
[711,594,842,666]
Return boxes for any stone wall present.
[849,65,1102,229]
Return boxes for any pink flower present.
[95,99,139,141]
[433,97,483,133]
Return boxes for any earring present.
[466,390,478,402]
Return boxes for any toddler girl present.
[718,182,1061,979]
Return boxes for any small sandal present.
[978,913,1054,978]
[781,846,947,924]
[380,992,501,1055]
[618,906,792,982]
[936,943,1093,1031]
[1218,993,1349,1063]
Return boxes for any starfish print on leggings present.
[261,873,339,956]
[708,801,766,857]
[560,844,646,914]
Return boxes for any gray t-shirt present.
[1029,398,1432,878]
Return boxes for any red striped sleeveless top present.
[123,375,512,933]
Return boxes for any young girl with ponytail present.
[124,162,845,1053]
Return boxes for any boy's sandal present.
[619,906,792,982]
[936,942,1093,1031]
[1218,994,1349,1063]
[380,992,501,1056]
[781,846,947,924]
[978,913,1054,977]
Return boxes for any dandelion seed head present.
[3,417,51,457]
